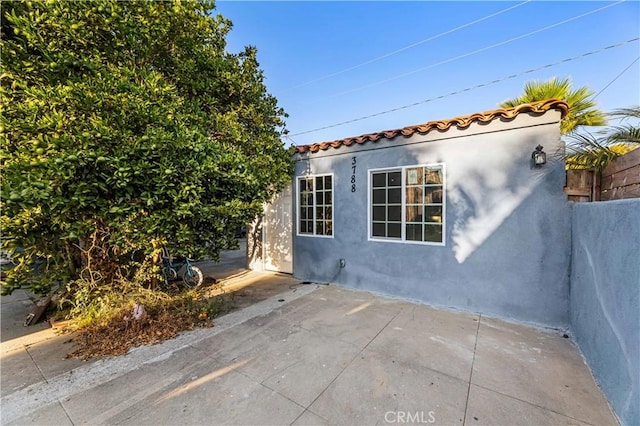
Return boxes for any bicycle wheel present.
[159,266,177,289]
[182,265,204,288]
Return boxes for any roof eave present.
[295,99,569,154]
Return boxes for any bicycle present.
[160,249,204,289]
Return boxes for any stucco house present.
[250,99,572,328]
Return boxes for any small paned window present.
[371,170,402,239]
[298,174,333,237]
[370,164,445,244]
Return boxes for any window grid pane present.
[316,186,332,235]
[371,171,402,240]
[298,178,313,235]
[371,166,444,243]
[299,176,333,237]
[404,166,443,242]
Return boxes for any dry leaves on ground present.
[64,295,231,360]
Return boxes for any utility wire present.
[283,134,300,147]
[593,56,640,100]
[316,0,625,101]
[283,1,532,92]
[289,38,639,138]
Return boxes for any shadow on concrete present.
[0,241,301,397]
[1,290,51,346]
[205,270,303,312]
[195,238,248,282]
[196,238,304,313]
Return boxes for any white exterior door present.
[263,184,293,273]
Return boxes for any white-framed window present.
[369,164,445,245]
[297,174,333,237]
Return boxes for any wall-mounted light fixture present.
[532,144,546,166]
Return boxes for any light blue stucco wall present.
[293,111,572,327]
[570,199,640,426]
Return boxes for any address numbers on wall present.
[351,156,357,192]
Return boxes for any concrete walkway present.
[195,238,248,282]
[1,280,617,425]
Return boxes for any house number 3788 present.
[351,156,357,192]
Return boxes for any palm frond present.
[500,77,606,134]
[604,125,640,145]
[575,110,608,128]
[563,104,639,170]
[565,133,623,171]
[608,106,640,120]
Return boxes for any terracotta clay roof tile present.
[295,99,569,154]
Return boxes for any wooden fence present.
[564,148,640,202]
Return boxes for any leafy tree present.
[500,77,607,134]
[566,106,640,171]
[1,0,293,296]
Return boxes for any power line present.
[289,38,639,138]
[315,0,625,101]
[283,134,299,147]
[594,56,640,100]
[282,1,532,92]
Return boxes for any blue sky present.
[215,1,640,146]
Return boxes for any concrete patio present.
[1,280,617,425]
